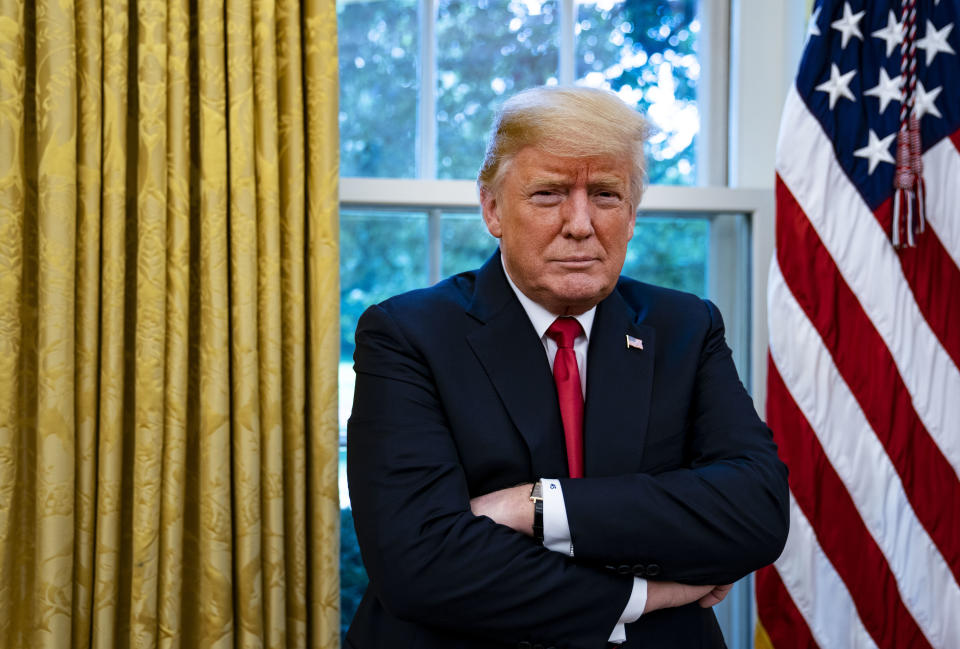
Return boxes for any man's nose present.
[561,188,594,239]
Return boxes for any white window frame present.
[338,1,807,645]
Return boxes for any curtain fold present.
[0,0,340,647]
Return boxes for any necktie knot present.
[547,317,583,349]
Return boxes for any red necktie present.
[547,317,584,479]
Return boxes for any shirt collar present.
[500,255,596,341]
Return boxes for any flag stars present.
[831,2,866,49]
[807,6,822,40]
[872,10,904,58]
[917,20,955,65]
[854,129,896,174]
[816,64,857,109]
[913,81,943,120]
[864,68,902,114]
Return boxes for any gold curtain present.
[0,0,340,647]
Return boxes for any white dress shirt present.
[501,259,647,644]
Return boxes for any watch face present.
[530,481,543,500]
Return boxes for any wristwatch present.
[530,480,544,543]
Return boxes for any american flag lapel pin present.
[625,334,643,351]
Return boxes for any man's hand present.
[697,584,733,608]
[470,483,535,536]
[644,581,733,614]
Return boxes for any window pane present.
[340,208,429,361]
[624,215,709,295]
[338,0,419,177]
[339,208,428,638]
[436,0,560,180]
[441,211,497,276]
[576,0,700,185]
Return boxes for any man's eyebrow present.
[524,172,627,186]
[589,175,628,186]
[587,176,630,193]
[525,172,572,185]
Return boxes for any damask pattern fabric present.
[0,1,340,647]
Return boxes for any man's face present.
[481,146,637,315]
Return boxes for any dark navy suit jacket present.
[346,251,789,649]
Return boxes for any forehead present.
[509,146,631,183]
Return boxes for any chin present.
[548,281,614,311]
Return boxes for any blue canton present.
[796,0,960,211]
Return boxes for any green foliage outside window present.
[337,0,700,184]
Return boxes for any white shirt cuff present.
[608,577,647,643]
[540,478,573,556]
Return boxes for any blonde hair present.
[477,86,650,207]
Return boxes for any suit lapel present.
[583,288,656,477]
[466,253,569,478]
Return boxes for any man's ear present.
[479,187,503,239]
[625,209,637,241]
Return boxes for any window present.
[338,0,713,183]
[336,1,779,645]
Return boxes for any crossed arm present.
[468,483,734,613]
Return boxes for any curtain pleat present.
[302,1,339,646]
[0,0,27,646]
[225,0,265,646]
[275,0,308,644]
[92,0,129,645]
[34,0,79,647]
[72,0,103,644]
[0,0,340,646]
[158,0,190,646]
[249,1,288,646]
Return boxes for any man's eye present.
[530,191,562,204]
[594,191,623,204]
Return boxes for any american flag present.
[756,1,960,648]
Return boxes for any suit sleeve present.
[559,300,789,585]
[347,304,633,648]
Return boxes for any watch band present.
[530,480,544,543]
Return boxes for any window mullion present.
[559,0,575,85]
[697,0,730,186]
[418,0,438,179]
[428,208,442,284]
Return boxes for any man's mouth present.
[553,257,598,267]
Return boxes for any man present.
[346,86,789,649]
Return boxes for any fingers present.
[698,584,733,608]
[469,484,535,535]
[645,581,717,613]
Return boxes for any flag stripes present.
[768,257,960,648]
[883,207,960,371]
[756,567,818,649]
[778,87,960,478]
[774,494,879,649]
[918,136,960,269]
[774,176,960,579]
[766,361,933,649]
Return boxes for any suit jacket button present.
[646,563,661,576]
[617,564,631,574]
[632,563,646,576]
